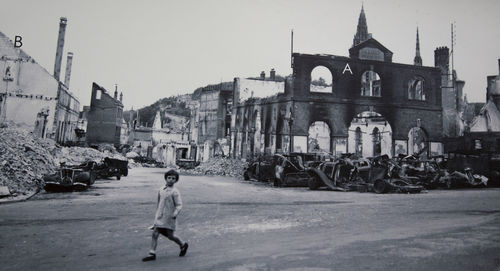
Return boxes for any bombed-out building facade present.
[86,83,125,147]
[0,17,81,144]
[230,7,454,160]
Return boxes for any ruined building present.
[231,6,454,159]
[191,82,233,159]
[0,17,80,144]
[445,59,500,154]
[86,83,124,147]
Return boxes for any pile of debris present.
[0,128,58,195]
[0,128,128,196]
[54,146,124,165]
[181,156,248,178]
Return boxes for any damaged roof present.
[470,99,500,132]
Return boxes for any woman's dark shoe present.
[142,253,156,262]
[179,243,189,257]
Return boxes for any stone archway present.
[308,121,331,153]
[348,111,392,157]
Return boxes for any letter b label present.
[14,36,23,48]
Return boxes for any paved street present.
[1,167,500,271]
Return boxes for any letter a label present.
[342,63,353,75]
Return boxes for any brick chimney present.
[434,46,449,74]
[53,17,67,81]
[270,68,276,81]
[64,52,73,88]
[260,71,265,80]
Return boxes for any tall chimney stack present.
[64,52,73,88]
[53,17,67,81]
[114,84,118,99]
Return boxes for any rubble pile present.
[54,146,125,165]
[0,128,58,194]
[181,157,248,178]
[0,128,128,195]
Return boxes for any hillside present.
[124,94,192,127]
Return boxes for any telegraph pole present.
[291,29,294,68]
[451,22,456,83]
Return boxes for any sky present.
[1,0,499,109]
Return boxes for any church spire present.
[414,27,422,66]
[352,4,371,47]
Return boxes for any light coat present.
[153,186,182,230]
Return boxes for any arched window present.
[310,66,333,93]
[408,78,425,100]
[361,71,381,97]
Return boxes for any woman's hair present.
[164,169,179,182]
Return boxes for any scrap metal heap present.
[243,152,494,193]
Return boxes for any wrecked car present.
[43,161,97,192]
[439,167,488,188]
[273,154,313,187]
[396,156,444,189]
[366,155,424,194]
[95,157,129,180]
[176,159,200,169]
[308,154,424,193]
[307,155,365,191]
[243,154,277,182]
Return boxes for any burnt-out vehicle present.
[273,154,313,187]
[244,152,331,183]
[439,168,488,189]
[365,155,424,193]
[307,156,365,191]
[43,161,97,192]
[243,154,277,182]
[290,152,332,168]
[444,152,498,187]
[95,157,129,180]
[308,154,424,193]
[395,156,444,189]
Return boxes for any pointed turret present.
[414,27,422,66]
[352,4,371,47]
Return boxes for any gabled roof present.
[349,38,393,62]
[0,31,31,60]
[92,82,123,107]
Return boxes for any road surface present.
[1,167,500,270]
